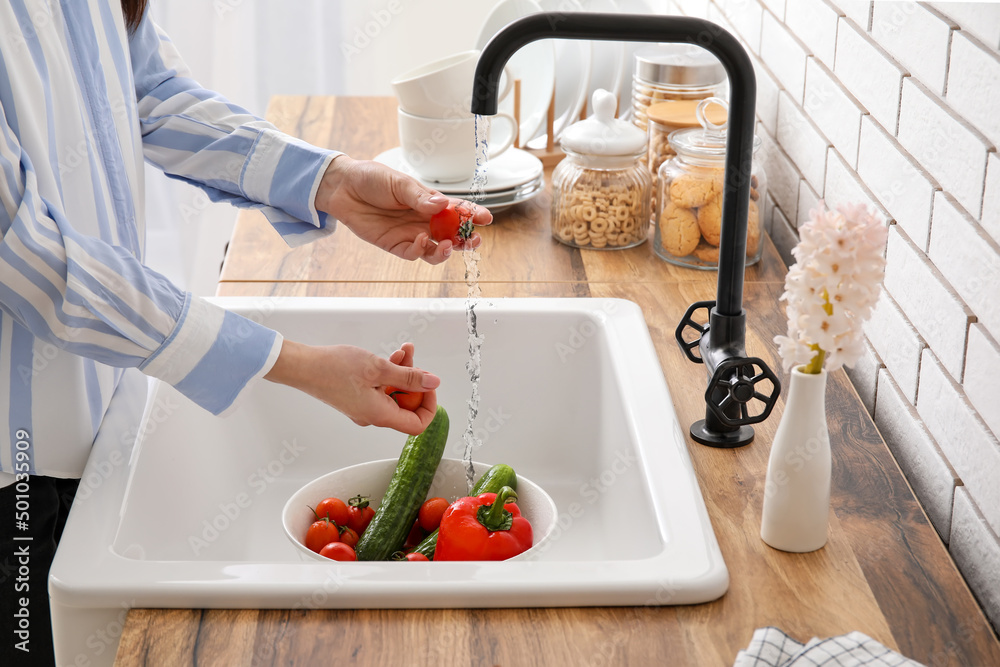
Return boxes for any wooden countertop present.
[115,97,1000,666]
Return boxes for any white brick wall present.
[776,92,828,191]
[874,369,958,540]
[871,2,953,94]
[835,17,906,134]
[857,117,935,249]
[672,0,1000,635]
[760,10,808,101]
[947,31,1000,150]
[785,0,839,68]
[804,59,864,167]
[897,78,990,217]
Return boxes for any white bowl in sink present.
[283,458,557,562]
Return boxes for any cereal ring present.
[591,217,609,234]
[558,226,574,242]
[622,218,637,234]
[614,206,630,222]
[697,195,723,246]
[591,236,608,249]
[573,221,588,235]
[669,173,718,208]
[658,202,700,257]
[581,206,597,222]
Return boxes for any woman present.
[0,0,491,662]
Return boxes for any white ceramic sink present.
[50,297,727,665]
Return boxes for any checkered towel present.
[733,627,925,667]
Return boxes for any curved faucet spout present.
[471,12,755,317]
[473,13,776,448]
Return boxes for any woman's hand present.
[314,155,492,264]
[264,341,439,435]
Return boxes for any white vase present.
[760,367,831,552]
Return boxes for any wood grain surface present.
[115,97,1000,667]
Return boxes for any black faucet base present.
[690,420,755,448]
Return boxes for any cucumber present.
[355,406,450,561]
[410,463,518,560]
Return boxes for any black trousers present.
[0,476,80,667]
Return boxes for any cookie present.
[746,199,761,258]
[692,241,720,264]
[659,202,700,257]
[669,173,718,209]
[697,195,723,246]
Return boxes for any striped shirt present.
[0,1,339,481]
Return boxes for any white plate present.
[529,0,592,147]
[614,0,654,121]
[374,146,544,194]
[476,0,556,146]
[478,174,545,212]
[579,0,626,110]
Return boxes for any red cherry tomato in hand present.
[338,526,359,548]
[313,497,350,526]
[384,386,423,412]
[418,497,450,532]
[405,552,430,561]
[429,202,473,245]
[319,542,357,561]
[347,495,375,534]
[305,518,340,553]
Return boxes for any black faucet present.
[471,12,780,448]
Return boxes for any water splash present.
[461,115,491,493]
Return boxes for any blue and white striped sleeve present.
[129,15,340,248]
[0,104,282,416]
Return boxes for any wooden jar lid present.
[646,99,728,128]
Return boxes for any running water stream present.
[461,115,490,492]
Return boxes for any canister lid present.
[633,44,726,87]
[560,89,647,156]
[667,98,760,159]
[647,99,728,128]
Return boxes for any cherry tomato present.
[403,518,425,550]
[313,497,350,526]
[319,542,357,561]
[418,497,450,533]
[405,552,430,562]
[304,518,340,553]
[347,495,375,534]
[429,202,473,245]
[338,526,359,548]
[384,386,423,412]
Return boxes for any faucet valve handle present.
[704,357,780,427]
[675,300,715,364]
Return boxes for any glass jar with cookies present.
[552,89,652,250]
[653,97,766,269]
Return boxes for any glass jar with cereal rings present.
[654,97,766,269]
[551,89,652,250]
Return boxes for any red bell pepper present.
[434,486,533,561]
